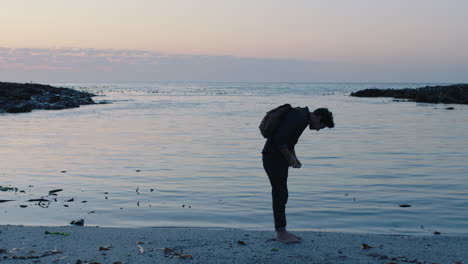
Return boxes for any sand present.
[0,225,466,264]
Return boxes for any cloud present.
[0,47,467,83]
[0,47,329,82]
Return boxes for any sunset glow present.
[1,0,467,82]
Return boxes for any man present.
[262,107,334,243]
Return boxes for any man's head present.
[310,108,334,131]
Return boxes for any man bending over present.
[262,106,334,243]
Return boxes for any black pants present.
[262,152,289,231]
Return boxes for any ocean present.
[1,82,467,236]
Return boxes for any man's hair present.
[313,108,334,128]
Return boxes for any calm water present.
[1,82,467,236]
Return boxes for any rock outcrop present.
[0,82,96,113]
[350,84,468,105]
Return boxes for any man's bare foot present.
[276,230,302,244]
[291,233,302,240]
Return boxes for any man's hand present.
[289,158,301,168]
[294,158,302,168]
[280,147,302,169]
[292,149,302,168]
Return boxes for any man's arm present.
[291,149,302,168]
[279,146,301,168]
[272,109,303,168]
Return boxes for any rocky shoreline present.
[0,82,96,114]
[350,84,468,105]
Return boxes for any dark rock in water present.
[48,189,64,195]
[7,103,33,113]
[350,84,468,105]
[70,219,85,226]
[27,198,50,202]
[0,82,96,114]
[445,107,455,110]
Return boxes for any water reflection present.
[1,83,467,235]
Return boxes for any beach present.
[1,225,466,263]
[1,82,467,263]
[3,0,468,262]
[2,82,467,234]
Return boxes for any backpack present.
[259,104,293,138]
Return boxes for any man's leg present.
[263,153,301,243]
[264,153,288,230]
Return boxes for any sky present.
[1,0,468,83]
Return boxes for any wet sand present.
[0,225,466,263]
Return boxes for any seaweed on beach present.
[162,248,193,259]
[0,186,18,192]
[1,248,63,260]
[360,243,381,250]
[44,231,70,236]
[27,198,52,208]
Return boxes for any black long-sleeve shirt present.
[262,106,310,154]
